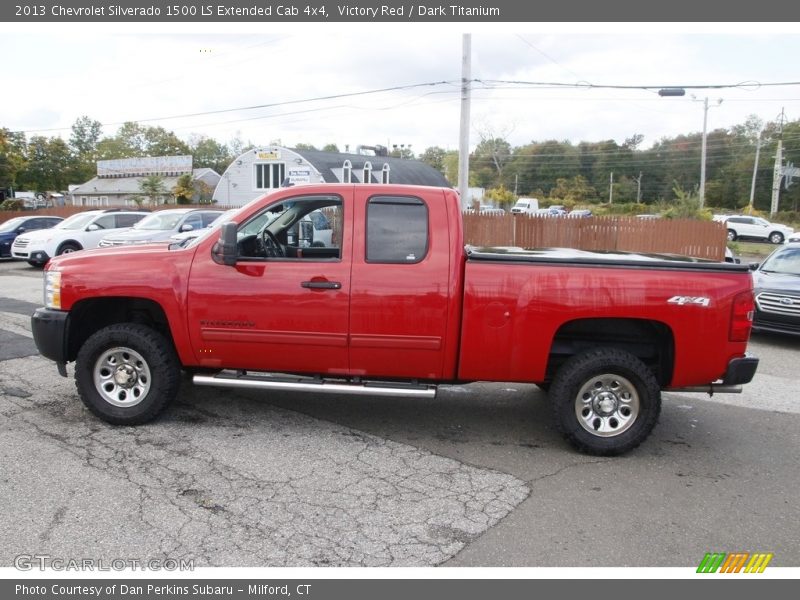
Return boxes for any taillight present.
[730,290,755,342]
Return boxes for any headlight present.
[44,270,61,309]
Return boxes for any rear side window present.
[366,196,428,263]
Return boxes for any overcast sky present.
[3,23,800,154]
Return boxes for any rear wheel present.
[549,348,661,456]
[726,229,737,242]
[75,323,181,425]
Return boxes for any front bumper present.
[31,308,69,372]
[13,248,50,264]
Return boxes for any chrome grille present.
[12,238,29,248]
[757,292,800,317]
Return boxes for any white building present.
[70,156,221,207]
[213,146,451,206]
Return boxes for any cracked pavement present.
[0,355,528,567]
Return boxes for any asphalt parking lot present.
[0,258,798,568]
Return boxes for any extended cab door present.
[186,192,352,374]
[348,188,455,380]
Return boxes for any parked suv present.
[0,216,63,258]
[12,209,149,267]
[98,208,223,248]
[722,215,794,244]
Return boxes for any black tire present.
[75,323,181,425]
[726,229,737,242]
[27,261,45,268]
[769,231,784,244]
[57,242,82,256]
[549,348,661,456]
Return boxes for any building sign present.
[256,151,281,160]
[98,156,192,178]
[288,169,311,184]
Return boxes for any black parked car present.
[0,215,63,258]
[751,244,800,336]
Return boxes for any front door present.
[186,192,351,375]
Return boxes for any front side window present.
[237,195,343,261]
[116,214,145,228]
[92,215,116,229]
[255,163,286,190]
[366,196,428,263]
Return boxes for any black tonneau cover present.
[465,245,750,273]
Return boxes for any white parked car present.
[786,231,800,244]
[11,209,150,267]
[720,215,794,244]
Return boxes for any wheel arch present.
[56,239,83,254]
[545,317,675,387]
[66,297,174,362]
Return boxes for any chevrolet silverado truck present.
[31,184,759,455]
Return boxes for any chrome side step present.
[193,370,437,399]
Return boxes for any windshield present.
[134,211,187,231]
[0,217,25,233]
[56,213,97,230]
[760,247,800,276]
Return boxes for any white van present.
[510,197,539,215]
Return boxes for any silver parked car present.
[98,208,224,247]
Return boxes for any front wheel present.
[769,231,784,244]
[57,242,81,256]
[75,323,181,425]
[549,348,661,456]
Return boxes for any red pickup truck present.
[31,184,758,455]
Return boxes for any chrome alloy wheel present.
[93,346,151,407]
[574,374,640,437]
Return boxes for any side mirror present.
[179,224,194,232]
[16,227,26,234]
[86,223,100,231]
[212,221,237,266]
[748,262,760,271]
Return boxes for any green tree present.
[322,143,340,153]
[294,143,317,151]
[139,175,167,206]
[0,128,27,193]
[21,136,73,192]
[69,116,103,182]
[189,135,231,174]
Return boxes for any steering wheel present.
[261,229,285,258]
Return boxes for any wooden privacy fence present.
[462,214,728,261]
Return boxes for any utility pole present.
[699,97,708,208]
[635,171,643,203]
[748,129,764,214]
[770,108,786,217]
[458,34,472,209]
[693,96,722,209]
[609,172,614,204]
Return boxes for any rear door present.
[348,189,453,379]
